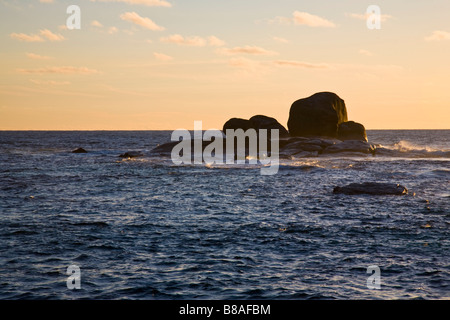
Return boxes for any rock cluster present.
[221,91,372,157]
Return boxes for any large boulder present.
[223,115,289,138]
[288,92,348,138]
[338,121,367,142]
[333,182,408,195]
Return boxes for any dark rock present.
[322,140,376,155]
[151,141,180,155]
[119,151,144,158]
[248,115,290,137]
[288,92,348,138]
[280,137,339,157]
[223,115,289,138]
[333,182,408,195]
[223,118,253,132]
[72,147,87,153]
[338,121,367,141]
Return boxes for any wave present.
[374,140,450,158]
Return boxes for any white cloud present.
[217,45,277,56]
[10,33,44,42]
[272,36,289,43]
[153,52,173,61]
[91,20,103,28]
[39,29,65,41]
[347,12,393,22]
[268,11,335,28]
[10,29,64,42]
[91,0,172,7]
[359,49,373,56]
[425,30,450,41]
[120,12,165,31]
[207,36,226,47]
[26,53,52,60]
[108,26,119,34]
[292,11,336,28]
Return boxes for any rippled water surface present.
[0,130,449,299]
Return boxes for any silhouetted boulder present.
[288,92,348,138]
[72,147,87,153]
[248,115,290,137]
[333,182,408,195]
[223,115,289,138]
[223,118,252,132]
[338,121,367,141]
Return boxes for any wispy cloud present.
[359,49,373,56]
[217,45,277,56]
[272,36,289,43]
[39,29,65,41]
[26,53,52,60]
[269,11,336,28]
[347,12,393,22]
[273,60,330,69]
[10,33,44,42]
[29,79,71,86]
[153,52,173,61]
[160,34,225,47]
[91,20,103,28]
[91,0,172,7]
[108,26,119,34]
[207,36,226,47]
[17,66,100,75]
[10,29,64,42]
[120,12,165,30]
[292,11,336,28]
[425,30,450,41]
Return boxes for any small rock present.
[333,182,408,195]
[119,151,143,158]
[72,147,88,153]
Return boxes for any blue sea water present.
[0,130,449,300]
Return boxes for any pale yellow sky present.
[1,0,449,130]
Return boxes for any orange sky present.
[1,0,449,130]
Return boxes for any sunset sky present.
[1,0,449,130]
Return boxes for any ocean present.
[0,130,449,300]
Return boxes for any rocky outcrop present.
[288,92,348,138]
[322,140,376,155]
[151,91,377,160]
[223,115,289,138]
[333,182,408,195]
[338,121,367,141]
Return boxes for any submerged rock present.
[333,182,408,195]
[288,92,348,138]
[72,147,88,153]
[119,151,144,158]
